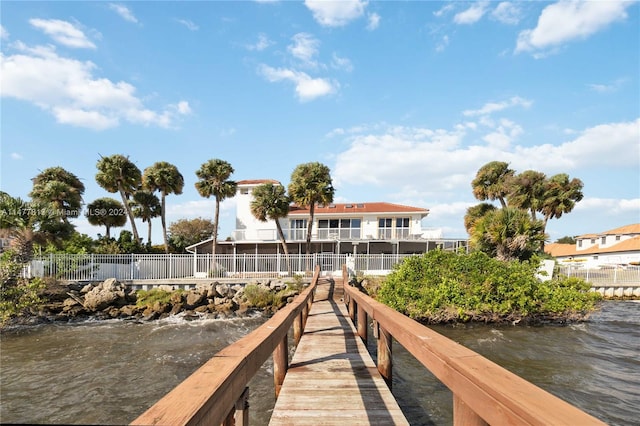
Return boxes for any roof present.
[237,179,280,186]
[288,202,429,217]
[545,236,640,257]
[577,223,640,238]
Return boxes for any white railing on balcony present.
[231,228,446,242]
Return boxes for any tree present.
[131,191,161,247]
[470,207,545,261]
[288,162,334,254]
[540,173,584,230]
[507,170,547,220]
[86,197,127,239]
[168,217,215,253]
[95,154,142,243]
[0,192,67,262]
[194,159,237,257]
[556,236,576,244]
[471,161,515,209]
[30,166,85,223]
[463,203,496,234]
[142,162,184,253]
[251,183,291,272]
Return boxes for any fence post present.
[273,334,288,398]
[453,395,488,426]
[234,387,250,426]
[377,323,392,390]
[357,305,367,345]
[294,312,303,346]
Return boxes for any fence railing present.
[26,253,640,285]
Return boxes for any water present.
[1,302,638,425]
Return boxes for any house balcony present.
[231,228,423,242]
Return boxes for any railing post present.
[453,395,488,426]
[293,312,303,346]
[357,305,367,345]
[377,323,392,390]
[349,298,356,321]
[234,387,250,426]
[273,334,288,398]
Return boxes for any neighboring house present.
[545,223,640,268]
[0,229,13,254]
[187,179,466,255]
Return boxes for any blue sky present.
[1,0,639,246]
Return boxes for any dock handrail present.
[131,265,320,426]
[341,265,606,426]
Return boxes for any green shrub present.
[243,284,276,308]
[377,250,601,323]
[1,251,45,323]
[136,289,179,307]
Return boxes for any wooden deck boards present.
[269,279,409,425]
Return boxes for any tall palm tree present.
[507,170,547,220]
[30,166,85,223]
[194,159,237,258]
[471,161,515,209]
[95,154,142,243]
[463,202,496,234]
[86,197,127,239]
[540,173,584,249]
[131,191,161,247]
[250,183,292,273]
[142,162,184,253]
[288,162,334,255]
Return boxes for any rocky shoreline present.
[5,277,303,327]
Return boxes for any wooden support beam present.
[293,312,303,346]
[454,395,488,426]
[273,334,288,399]
[357,305,367,345]
[349,298,356,321]
[234,387,250,426]
[377,324,392,390]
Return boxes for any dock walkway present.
[269,279,409,425]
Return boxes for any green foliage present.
[243,284,276,308]
[0,251,45,323]
[168,217,215,253]
[377,250,600,323]
[555,236,576,244]
[135,289,180,307]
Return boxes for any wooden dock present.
[269,279,409,425]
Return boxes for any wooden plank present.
[270,279,409,425]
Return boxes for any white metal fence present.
[25,253,640,285]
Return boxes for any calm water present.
[1,301,638,425]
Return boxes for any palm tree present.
[507,170,547,220]
[288,162,334,255]
[0,192,64,262]
[86,197,127,239]
[463,202,496,234]
[131,191,161,247]
[142,162,184,253]
[30,166,85,223]
[95,154,142,242]
[250,183,292,273]
[470,207,545,261]
[194,159,237,258]
[471,161,515,209]
[539,174,584,249]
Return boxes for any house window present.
[601,236,606,244]
[318,218,361,239]
[616,235,621,241]
[396,218,410,239]
[593,255,598,260]
[240,188,249,195]
[289,219,307,241]
[578,240,582,247]
[378,218,393,239]
[590,239,595,244]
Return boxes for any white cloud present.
[574,197,640,214]
[172,101,192,115]
[367,13,380,30]
[331,53,353,72]
[304,0,367,27]
[287,33,320,68]
[258,64,337,102]
[433,4,455,18]
[1,25,9,40]
[516,0,633,55]
[176,19,199,31]
[491,2,521,25]
[10,152,23,160]
[109,3,139,23]
[436,35,449,52]
[0,42,188,130]
[246,33,273,51]
[453,1,489,25]
[29,19,96,49]
[587,78,627,93]
[463,96,532,117]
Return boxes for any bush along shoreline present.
[362,250,603,326]
[1,276,306,328]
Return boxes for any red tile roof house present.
[187,179,466,255]
[545,224,640,268]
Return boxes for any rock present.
[170,292,184,304]
[215,283,231,298]
[186,292,205,308]
[152,301,170,314]
[102,278,119,292]
[194,305,209,313]
[84,285,118,312]
[63,297,80,308]
[81,283,94,294]
[158,285,174,292]
[170,303,184,315]
[119,305,139,317]
[214,297,228,306]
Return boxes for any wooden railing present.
[341,266,606,426]
[131,266,320,426]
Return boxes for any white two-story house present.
[187,179,466,256]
